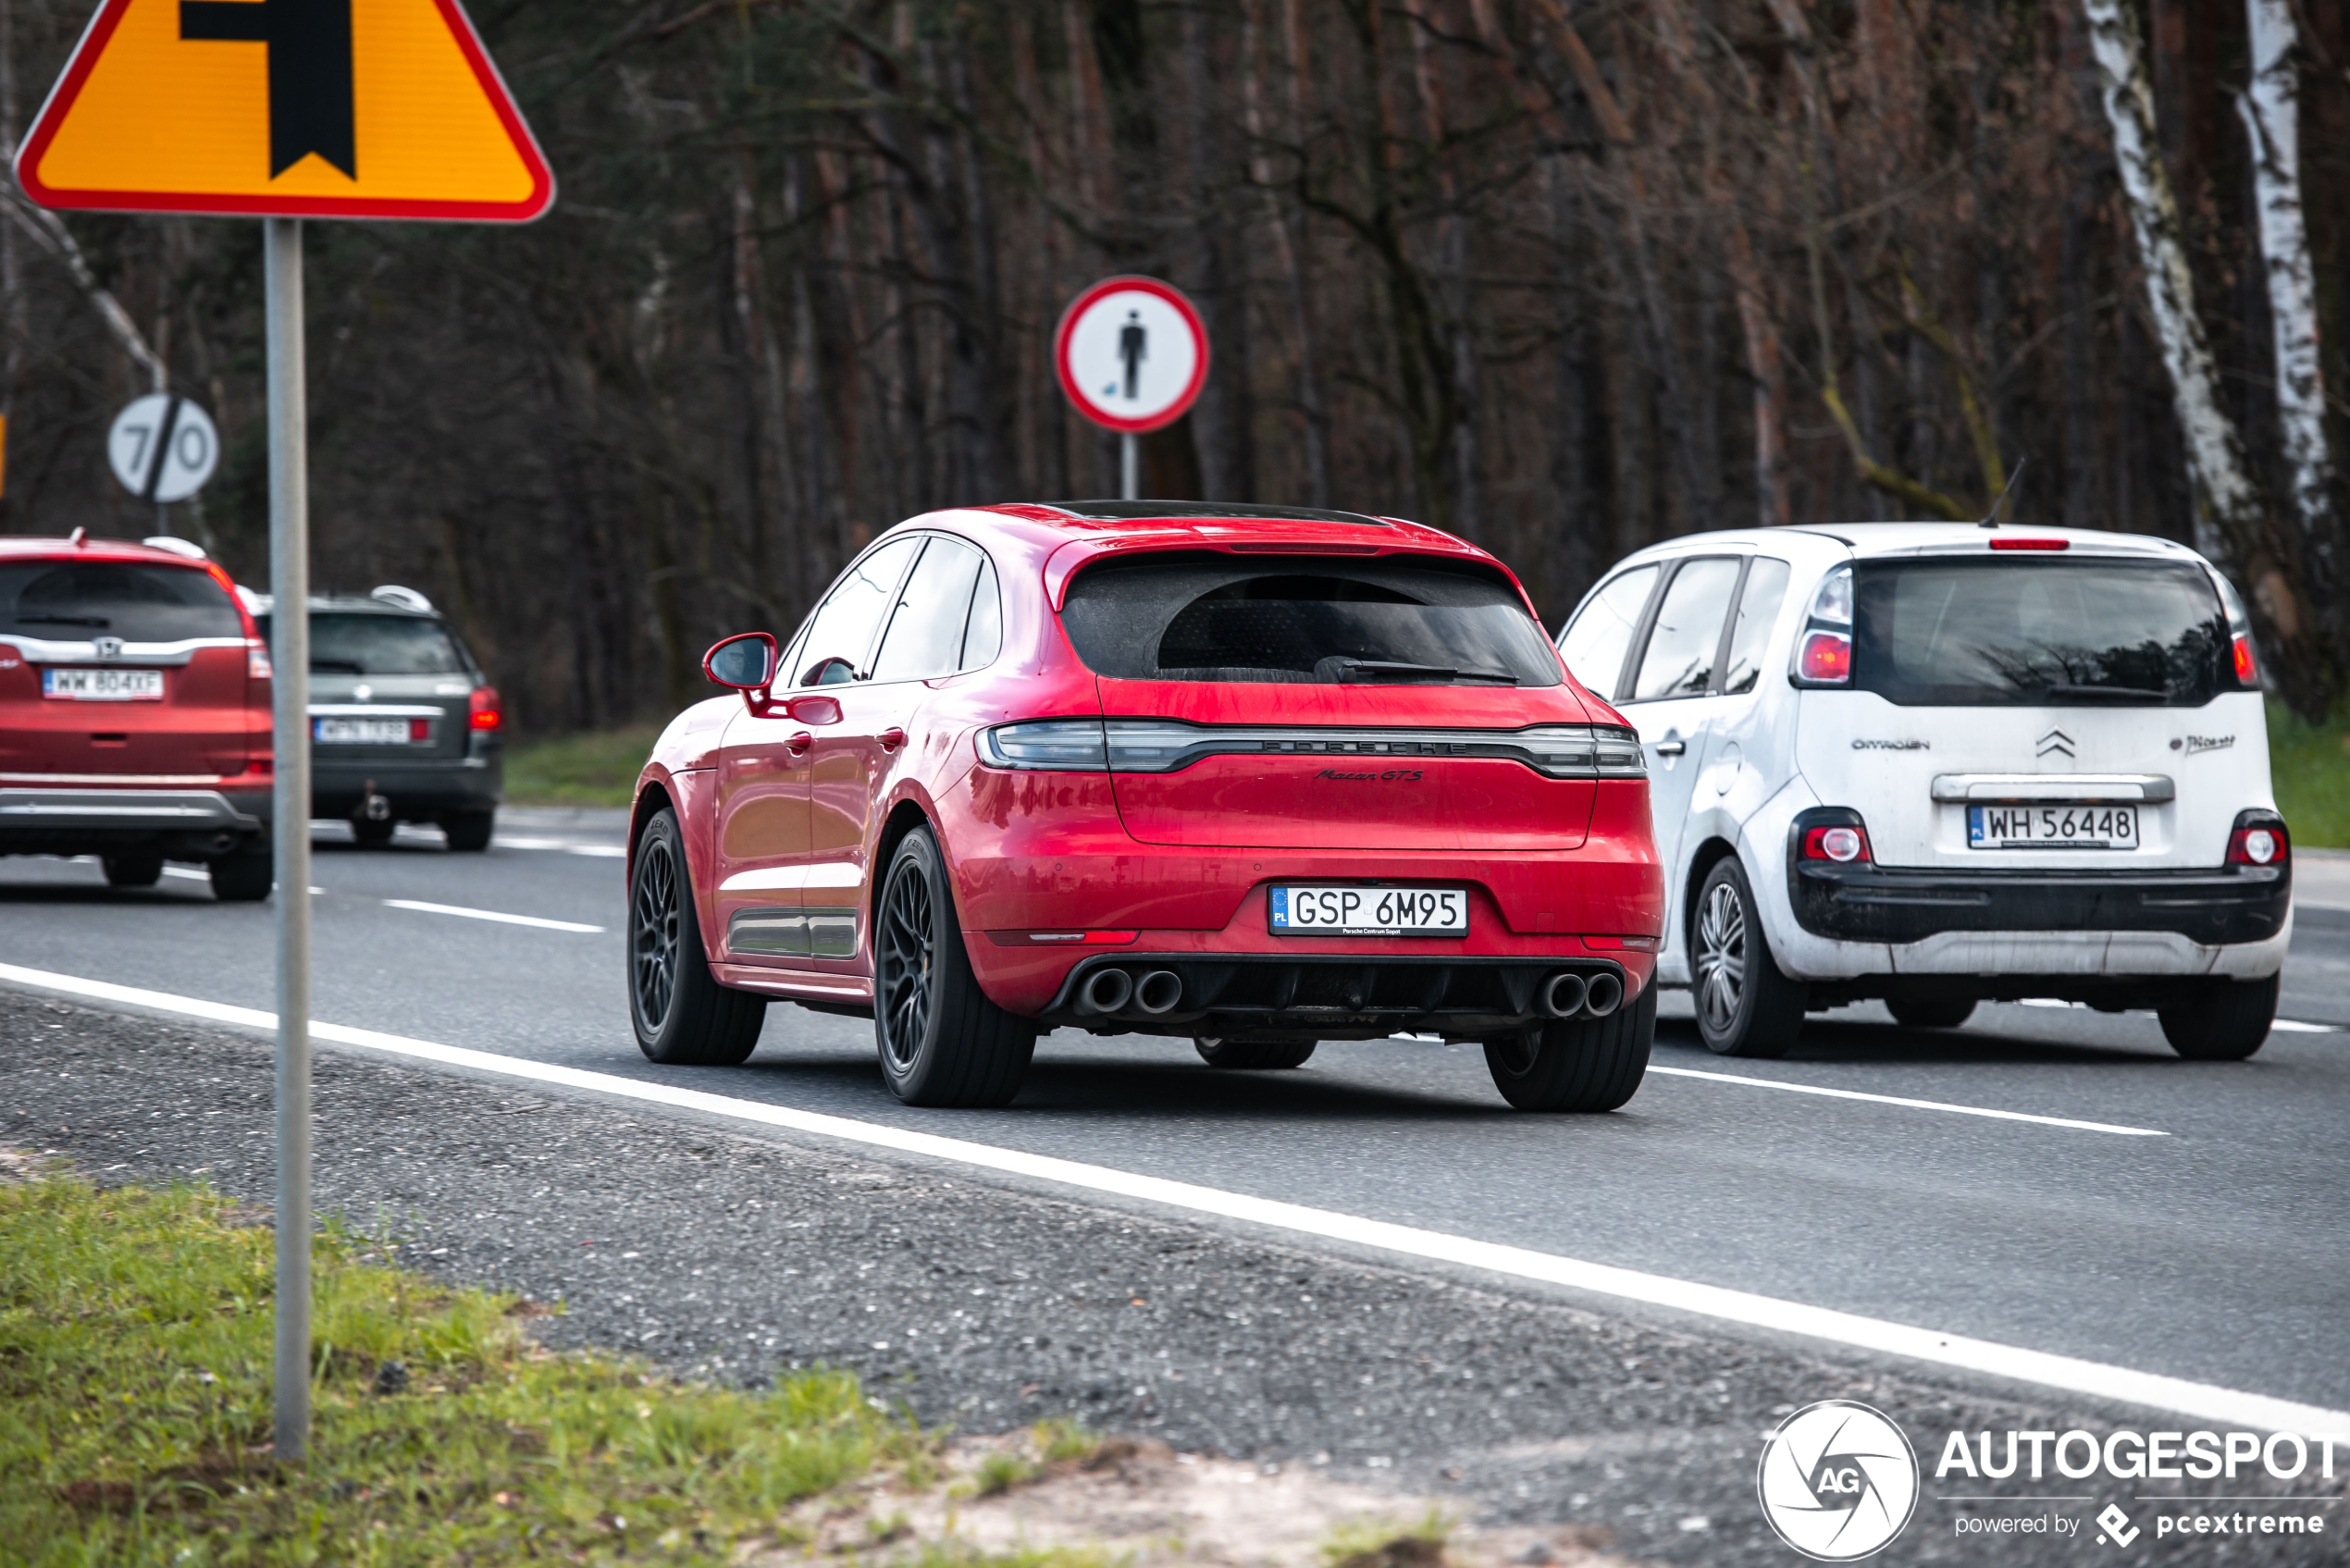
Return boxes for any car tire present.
[1887,997,1976,1030]
[208,846,273,902]
[874,826,1035,1107]
[628,807,764,1066]
[351,815,396,848]
[443,810,494,853]
[1194,1037,1317,1070]
[2158,974,2278,1062]
[1483,982,1655,1111]
[103,855,164,888]
[1691,857,1807,1058]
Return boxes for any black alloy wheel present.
[628,807,764,1066]
[873,827,1035,1107]
[1691,857,1807,1058]
[443,810,494,853]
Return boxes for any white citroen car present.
[1555,524,2290,1060]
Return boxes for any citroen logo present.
[2036,728,2074,759]
[93,636,124,661]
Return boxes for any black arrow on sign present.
[180,0,355,180]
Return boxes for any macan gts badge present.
[626,502,1667,1110]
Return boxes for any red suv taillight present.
[247,640,273,680]
[2227,818,2288,867]
[469,685,501,732]
[1801,822,1872,863]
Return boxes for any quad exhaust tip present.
[1540,971,1588,1019]
[1076,967,1134,1017]
[1582,970,1624,1019]
[1133,969,1184,1016]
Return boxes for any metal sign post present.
[1052,276,1208,498]
[17,0,553,1463]
[264,216,312,1458]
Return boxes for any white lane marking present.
[2011,996,2335,1035]
[158,867,325,894]
[380,899,603,933]
[0,961,2339,1437]
[494,837,628,858]
[1646,1066,2168,1137]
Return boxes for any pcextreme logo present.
[1756,1401,1921,1561]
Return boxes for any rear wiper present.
[17,614,109,627]
[2047,683,2171,700]
[310,659,367,673]
[1329,660,1518,685]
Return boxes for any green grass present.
[501,726,663,809]
[2269,699,2350,848]
[0,1172,914,1565]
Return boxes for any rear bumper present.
[1033,949,1634,1040]
[313,750,501,818]
[0,785,269,860]
[1788,858,2291,948]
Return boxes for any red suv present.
[627,504,1664,1110]
[0,533,274,899]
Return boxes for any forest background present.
[6,0,2350,738]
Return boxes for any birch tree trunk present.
[2237,0,2343,627]
[2081,0,2331,714]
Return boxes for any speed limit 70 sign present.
[107,393,218,502]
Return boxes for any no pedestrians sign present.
[1054,276,1209,435]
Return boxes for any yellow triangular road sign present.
[17,0,552,221]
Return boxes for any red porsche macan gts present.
[627,503,1665,1110]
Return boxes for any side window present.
[1630,557,1741,701]
[1720,558,1791,696]
[792,536,921,687]
[872,538,985,683]
[1556,564,1659,699]
[959,556,1002,671]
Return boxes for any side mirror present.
[703,632,778,695]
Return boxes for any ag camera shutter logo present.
[1756,1401,1920,1560]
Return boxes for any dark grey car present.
[255,587,503,850]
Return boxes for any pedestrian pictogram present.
[15,0,553,220]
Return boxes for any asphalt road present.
[6,812,2348,1562]
[3,817,2346,1413]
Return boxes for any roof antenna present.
[68,526,87,547]
[1978,459,2026,528]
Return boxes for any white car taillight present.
[1789,566,1853,688]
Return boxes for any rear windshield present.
[1853,559,2231,707]
[258,612,472,675]
[1061,554,1561,686]
[0,561,241,642]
